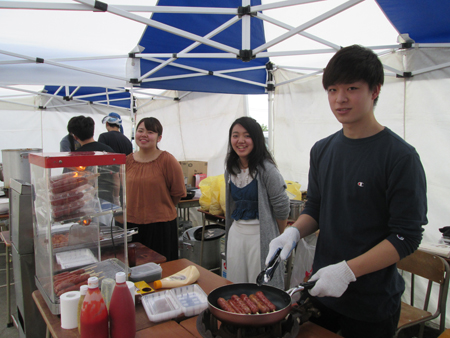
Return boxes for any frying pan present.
[207,282,314,326]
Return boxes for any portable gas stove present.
[196,295,320,338]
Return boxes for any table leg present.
[200,213,206,266]
[5,243,12,327]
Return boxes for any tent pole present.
[267,63,275,155]
[268,90,274,155]
[130,86,136,151]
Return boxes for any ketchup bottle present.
[79,277,108,338]
[109,272,136,338]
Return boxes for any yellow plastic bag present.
[285,180,302,200]
[219,176,226,215]
[199,176,213,211]
[209,174,224,216]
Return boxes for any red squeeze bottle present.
[109,272,136,338]
[79,277,108,338]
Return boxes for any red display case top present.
[29,152,126,168]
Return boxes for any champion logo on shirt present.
[357,182,364,187]
[397,234,405,241]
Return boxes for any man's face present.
[327,81,380,127]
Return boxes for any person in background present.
[98,112,133,155]
[224,116,290,289]
[60,116,81,152]
[71,115,120,205]
[266,45,427,338]
[126,117,186,261]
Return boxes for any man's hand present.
[265,227,300,265]
[309,261,356,298]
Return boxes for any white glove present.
[309,260,356,298]
[265,227,300,265]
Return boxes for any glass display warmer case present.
[29,152,134,314]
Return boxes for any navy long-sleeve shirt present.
[302,127,427,321]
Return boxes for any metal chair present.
[395,249,450,338]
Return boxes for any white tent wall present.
[0,96,133,163]
[273,47,450,326]
[136,91,247,177]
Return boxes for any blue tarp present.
[41,1,450,100]
[137,0,269,94]
[377,0,450,43]
[44,86,132,109]
[135,0,450,95]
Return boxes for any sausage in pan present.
[228,299,246,314]
[240,294,259,314]
[256,291,277,311]
[217,297,236,313]
[231,295,251,314]
[249,294,270,313]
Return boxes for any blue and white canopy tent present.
[1,0,450,326]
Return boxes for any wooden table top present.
[136,320,196,338]
[179,314,342,338]
[33,258,339,338]
[32,258,232,338]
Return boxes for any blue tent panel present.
[137,0,269,94]
[44,86,132,109]
[377,0,450,43]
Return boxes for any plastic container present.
[79,277,108,338]
[141,290,183,323]
[141,284,208,322]
[129,262,162,283]
[171,284,208,317]
[109,272,135,338]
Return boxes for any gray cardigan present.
[225,160,290,289]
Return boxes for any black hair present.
[66,116,79,151]
[225,116,275,176]
[70,116,95,141]
[106,122,120,129]
[136,117,163,150]
[322,45,384,105]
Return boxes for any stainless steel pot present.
[179,224,225,270]
[289,200,305,220]
[1,148,42,188]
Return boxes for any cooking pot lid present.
[194,225,225,241]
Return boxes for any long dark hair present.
[225,116,275,176]
[136,117,163,150]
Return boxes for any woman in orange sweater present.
[126,117,186,261]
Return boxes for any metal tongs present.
[256,247,282,286]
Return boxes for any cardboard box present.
[179,161,208,188]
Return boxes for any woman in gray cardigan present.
[225,116,290,290]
